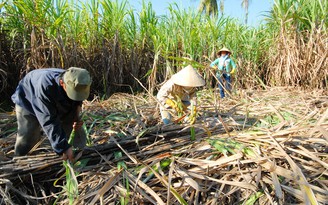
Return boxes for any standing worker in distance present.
[157,65,205,125]
[11,67,92,162]
[210,47,237,98]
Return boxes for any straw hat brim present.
[171,65,205,87]
[218,47,231,55]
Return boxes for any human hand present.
[211,65,218,69]
[62,147,74,162]
[182,103,188,111]
[230,68,236,75]
[73,121,83,131]
[165,99,177,109]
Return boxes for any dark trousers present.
[14,105,86,156]
[218,73,231,98]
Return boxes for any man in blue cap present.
[11,67,92,161]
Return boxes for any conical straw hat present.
[217,47,231,55]
[171,65,205,87]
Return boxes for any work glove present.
[166,98,185,114]
[230,68,236,75]
[165,99,177,109]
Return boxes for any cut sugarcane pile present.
[0,87,327,204]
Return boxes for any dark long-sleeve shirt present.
[11,68,81,154]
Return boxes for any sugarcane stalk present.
[68,129,76,146]
[189,101,196,141]
[64,126,78,204]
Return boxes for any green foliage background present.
[0,0,327,107]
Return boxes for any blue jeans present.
[218,73,231,98]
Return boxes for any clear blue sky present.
[124,0,273,27]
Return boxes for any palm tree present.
[198,0,220,17]
[198,0,252,25]
[241,0,251,25]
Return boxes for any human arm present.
[72,105,84,131]
[32,95,71,157]
[210,59,220,68]
[62,147,74,161]
[156,79,175,106]
[64,105,83,162]
[229,59,237,74]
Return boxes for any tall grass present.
[265,0,328,88]
[0,0,326,102]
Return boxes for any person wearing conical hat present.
[210,47,237,98]
[11,67,92,162]
[157,65,205,125]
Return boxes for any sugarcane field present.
[0,0,327,205]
